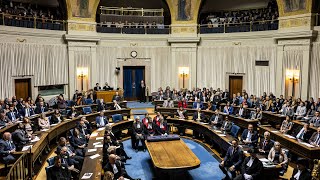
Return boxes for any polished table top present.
[145,138,200,170]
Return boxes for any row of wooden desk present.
[3,108,132,179]
[153,100,226,111]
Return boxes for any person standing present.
[140,80,146,103]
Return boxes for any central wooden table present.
[146,139,200,170]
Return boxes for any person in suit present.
[78,118,92,139]
[0,132,16,164]
[193,108,205,122]
[280,115,294,134]
[250,108,262,120]
[11,123,31,151]
[103,82,112,90]
[234,104,247,118]
[104,135,131,160]
[234,148,263,180]
[6,105,20,123]
[221,116,233,133]
[281,102,294,117]
[94,83,102,91]
[112,92,122,102]
[112,100,122,110]
[139,80,146,103]
[231,93,239,106]
[156,117,169,135]
[209,109,223,128]
[104,154,137,180]
[290,158,311,180]
[268,141,288,174]
[50,109,64,124]
[156,91,164,100]
[47,156,71,180]
[177,106,187,119]
[309,111,320,127]
[144,117,156,136]
[178,98,187,108]
[295,102,307,120]
[222,89,229,101]
[59,146,80,176]
[241,124,258,148]
[67,106,79,119]
[219,139,244,179]
[193,99,203,109]
[34,101,48,114]
[97,99,105,112]
[132,117,146,151]
[258,131,274,155]
[223,102,234,115]
[69,128,86,156]
[96,111,108,128]
[309,127,320,147]
[19,103,35,117]
[294,123,312,143]
[56,137,84,164]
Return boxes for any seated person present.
[210,110,223,128]
[104,154,137,180]
[178,98,187,108]
[250,108,262,120]
[142,113,150,126]
[12,123,31,151]
[156,117,169,135]
[103,82,112,90]
[0,112,12,126]
[193,108,205,122]
[70,128,87,156]
[77,117,92,139]
[281,102,294,117]
[309,127,320,147]
[176,106,187,119]
[258,131,274,155]
[19,103,35,117]
[241,124,258,148]
[105,136,131,160]
[0,132,16,164]
[132,117,146,151]
[97,99,105,112]
[113,100,122,110]
[294,123,312,143]
[290,158,311,180]
[47,156,71,180]
[67,106,79,119]
[234,104,247,118]
[219,139,243,179]
[59,146,80,175]
[309,111,320,127]
[34,101,48,114]
[144,117,156,136]
[192,99,203,109]
[50,109,64,124]
[280,115,294,134]
[221,116,233,133]
[6,105,20,123]
[96,111,108,127]
[234,148,263,180]
[105,125,122,146]
[223,102,233,115]
[268,141,288,174]
[38,113,50,130]
[153,112,162,125]
[112,92,122,102]
[57,137,84,163]
[162,98,174,108]
[294,102,307,120]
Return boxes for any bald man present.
[104,154,138,180]
[0,132,16,163]
[258,131,274,155]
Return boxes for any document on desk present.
[259,158,269,162]
[51,123,58,126]
[31,136,40,142]
[300,142,315,148]
[90,154,100,159]
[81,173,93,179]
[93,142,101,146]
[97,127,105,131]
[218,134,226,137]
[214,130,222,133]
[284,134,296,139]
[22,145,32,151]
[96,137,104,140]
[88,149,97,152]
[271,130,279,133]
[94,144,103,148]
[90,133,98,137]
[41,129,49,132]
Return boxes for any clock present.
[130,51,138,58]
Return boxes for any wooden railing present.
[6,150,32,180]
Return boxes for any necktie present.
[41,107,44,113]
[8,141,12,149]
[315,134,320,145]
[26,108,30,117]
[263,140,266,149]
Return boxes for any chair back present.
[47,157,55,166]
[230,124,240,138]
[85,99,93,105]
[82,107,92,114]
[112,114,123,123]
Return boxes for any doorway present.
[123,66,145,101]
[229,76,243,98]
[15,78,31,99]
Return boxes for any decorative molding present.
[64,34,100,43]
[16,38,27,43]
[168,37,200,44]
[278,39,311,45]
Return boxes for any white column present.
[68,46,76,100]
[275,45,284,97]
[301,44,311,100]
[90,45,98,88]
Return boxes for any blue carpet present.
[127,102,154,109]
[123,138,224,180]
[132,109,148,120]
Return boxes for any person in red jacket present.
[178,98,187,108]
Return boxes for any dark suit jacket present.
[50,114,63,124]
[290,168,311,180]
[112,95,122,102]
[133,122,145,135]
[293,128,313,143]
[241,157,263,180]
[224,146,243,169]
[95,116,108,127]
[259,138,274,155]
[234,108,248,118]
[221,121,233,132]
[156,122,169,135]
[241,129,259,146]
[193,102,204,109]
[6,111,20,121]
[70,135,86,148]
[12,129,29,150]
[77,124,92,136]
[104,161,124,179]
[34,106,48,114]
[309,132,320,144]
[47,164,71,180]
[94,86,101,91]
[19,108,35,117]
[0,139,16,157]
[209,114,223,127]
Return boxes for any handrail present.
[100,6,164,17]
[6,150,32,180]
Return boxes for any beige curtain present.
[309,43,320,99]
[0,42,68,98]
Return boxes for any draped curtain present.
[123,69,133,98]
[74,50,92,91]
[309,43,320,99]
[0,42,68,98]
[197,45,276,96]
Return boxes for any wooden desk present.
[228,115,259,129]
[145,139,200,170]
[262,112,286,127]
[259,126,320,159]
[96,90,123,102]
[79,128,106,180]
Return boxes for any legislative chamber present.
[0,0,320,180]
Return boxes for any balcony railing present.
[97,23,170,34]
[100,6,164,17]
[0,13,66,31]
[6,151,32,180]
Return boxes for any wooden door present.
[15,79,31,99]
[229,76,243,98]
